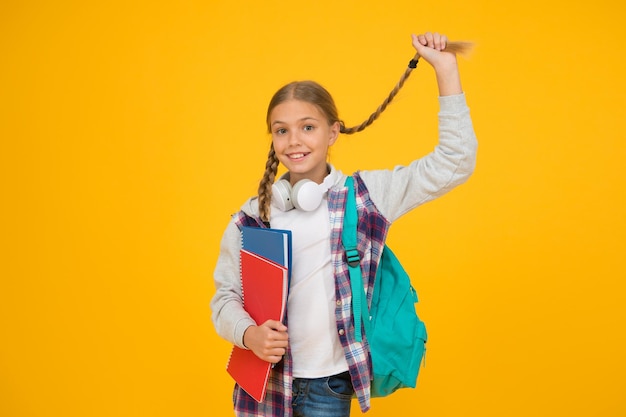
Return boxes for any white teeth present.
[290,153,305,158]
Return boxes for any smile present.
[288,152,308,160]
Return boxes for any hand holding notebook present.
[242,319,288,363]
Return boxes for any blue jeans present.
[292,371,354,417]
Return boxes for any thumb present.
[411,33,424,54]
[411,33,437,62]
[264,319,287,332]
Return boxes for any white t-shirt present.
[270,170,349,378]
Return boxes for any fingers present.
[410,31,460,77]
[257,320,288,363]
[412,32,448,52]
[260,334,288,363]
[265,348,287,364]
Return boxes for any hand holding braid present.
[342,35,472,134]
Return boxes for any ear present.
[328,121,340,146]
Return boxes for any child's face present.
[269,99,339,184]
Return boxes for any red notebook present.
[226,248,289,403]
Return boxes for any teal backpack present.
[342,176,427,397]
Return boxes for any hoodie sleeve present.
[359,93,477,222]
[210,216,256,348]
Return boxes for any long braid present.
[341,41,473,134]
[257,143,279,224]
[340,61,415,135]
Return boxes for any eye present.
[303,125,314,131]
[275,128,287,135]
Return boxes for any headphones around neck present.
[272,172,335,212]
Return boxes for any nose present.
[286,131,301,146]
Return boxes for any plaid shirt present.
[232,173,387,416]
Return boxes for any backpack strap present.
[342,176,371,343]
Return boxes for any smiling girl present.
[211,32,478,417]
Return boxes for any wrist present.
[242,325,254,349]
[435,63,462,96]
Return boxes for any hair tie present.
[408,58,419,69]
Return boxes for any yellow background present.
[2,0,625,416]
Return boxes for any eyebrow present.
[271,116,319,127]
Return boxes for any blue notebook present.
[241,226,292,281]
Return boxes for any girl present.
[211,32,478,417]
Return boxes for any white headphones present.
[272,170,336,212]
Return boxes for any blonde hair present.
[257,42,473,223]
